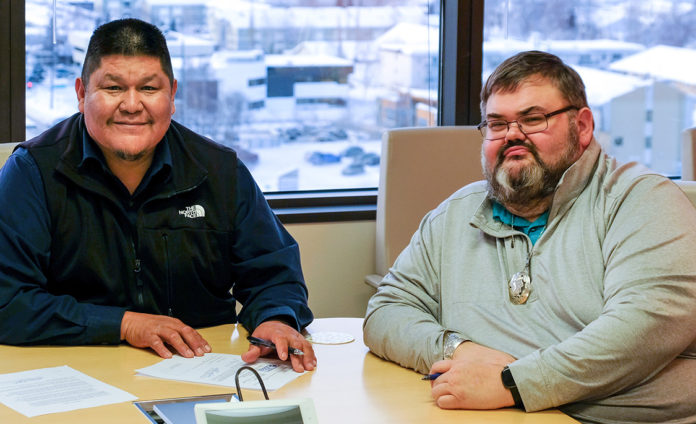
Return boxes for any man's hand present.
[429,341,517,410]
[241,320,316,373]
[120,311,211,359]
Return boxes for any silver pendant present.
[508,272,531,305]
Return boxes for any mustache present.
[496,139,540,165]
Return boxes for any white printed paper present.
[0,365,136,417]
[136,353,305,391]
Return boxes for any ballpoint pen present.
[247,336,305,356]
[421,372,442,380]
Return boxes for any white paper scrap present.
[136,353,305,391]
[306,331,355,345]
[0,365,136,417]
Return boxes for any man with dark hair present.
[364,50,696,422]
[0,18,316,373]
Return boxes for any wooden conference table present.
[0,318,577,423]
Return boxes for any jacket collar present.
[56,114,208,196]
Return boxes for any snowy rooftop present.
[266,54,353,67]
[609,45,696,86]
[287,40,378,62]
[574,65,647,106]
[164,31,215,56]
[376,22,439,54]
[484,38,644,55]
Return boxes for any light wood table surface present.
[0,317,577,423]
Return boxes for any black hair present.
[81,18,174,87]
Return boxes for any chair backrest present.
[374,126,483,276]
[675,180,696,206]
[0,143,18,168]
[681,128,696,181]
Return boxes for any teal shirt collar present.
[492,201,549,245]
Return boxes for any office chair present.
[365,126,483,289]
[682,127,696,181]
[675,180,696,206]
[675,127,696,204]
[0,143,18,168]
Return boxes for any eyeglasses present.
[477,105,579,140]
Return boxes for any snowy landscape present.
[24,0,696,190]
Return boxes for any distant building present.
[376,23,438,92]
[263,0,401,6]
[265,54,353,122]
[210,49,267,113]
[608,45,696,175]
[374,22,439,127]
[543,39,645,69]
[482,38,645,75]
[574,66,648,169]
[378,88,436,128]
[145,0,209,33]
[208,3,424,53]
[95,0,145,21]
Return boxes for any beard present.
[114,149,149,162]
[482,122,580,207]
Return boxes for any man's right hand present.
[428,341,517,410]
[120,311,211,359]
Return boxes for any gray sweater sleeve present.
[364,207,461,374]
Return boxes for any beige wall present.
[286,220,376,319]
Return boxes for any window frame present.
[0,0,25,144]
[1,0,484,224]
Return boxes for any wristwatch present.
[443,331,467,360]
[501,365,524,409]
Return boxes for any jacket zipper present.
[132,241,143,307]
[162,232,173,317]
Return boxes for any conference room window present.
[483,0,696,178]
[24,0,440,192]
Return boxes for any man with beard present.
[363,51,696,422]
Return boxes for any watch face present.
[501,366,516,388]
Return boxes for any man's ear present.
[75,77,86,114]
[576,106,594,149]
[170,79,178,115]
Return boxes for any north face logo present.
[179,205,205,219]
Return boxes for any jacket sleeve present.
[230,159,313,332]
[363,207,457,374]
[512,176,696,411]
[0,148,126,345]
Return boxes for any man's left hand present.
[241,320,316,373]
[429,342,516,409]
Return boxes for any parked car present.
[329,129,348,140]
[342,146,364,159]
[359,152,380,166]
[306,151,341,165]
[285,127,302,140]
[341,163,365,176]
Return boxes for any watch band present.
[501,366,524,409]
[443,331,467,360]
